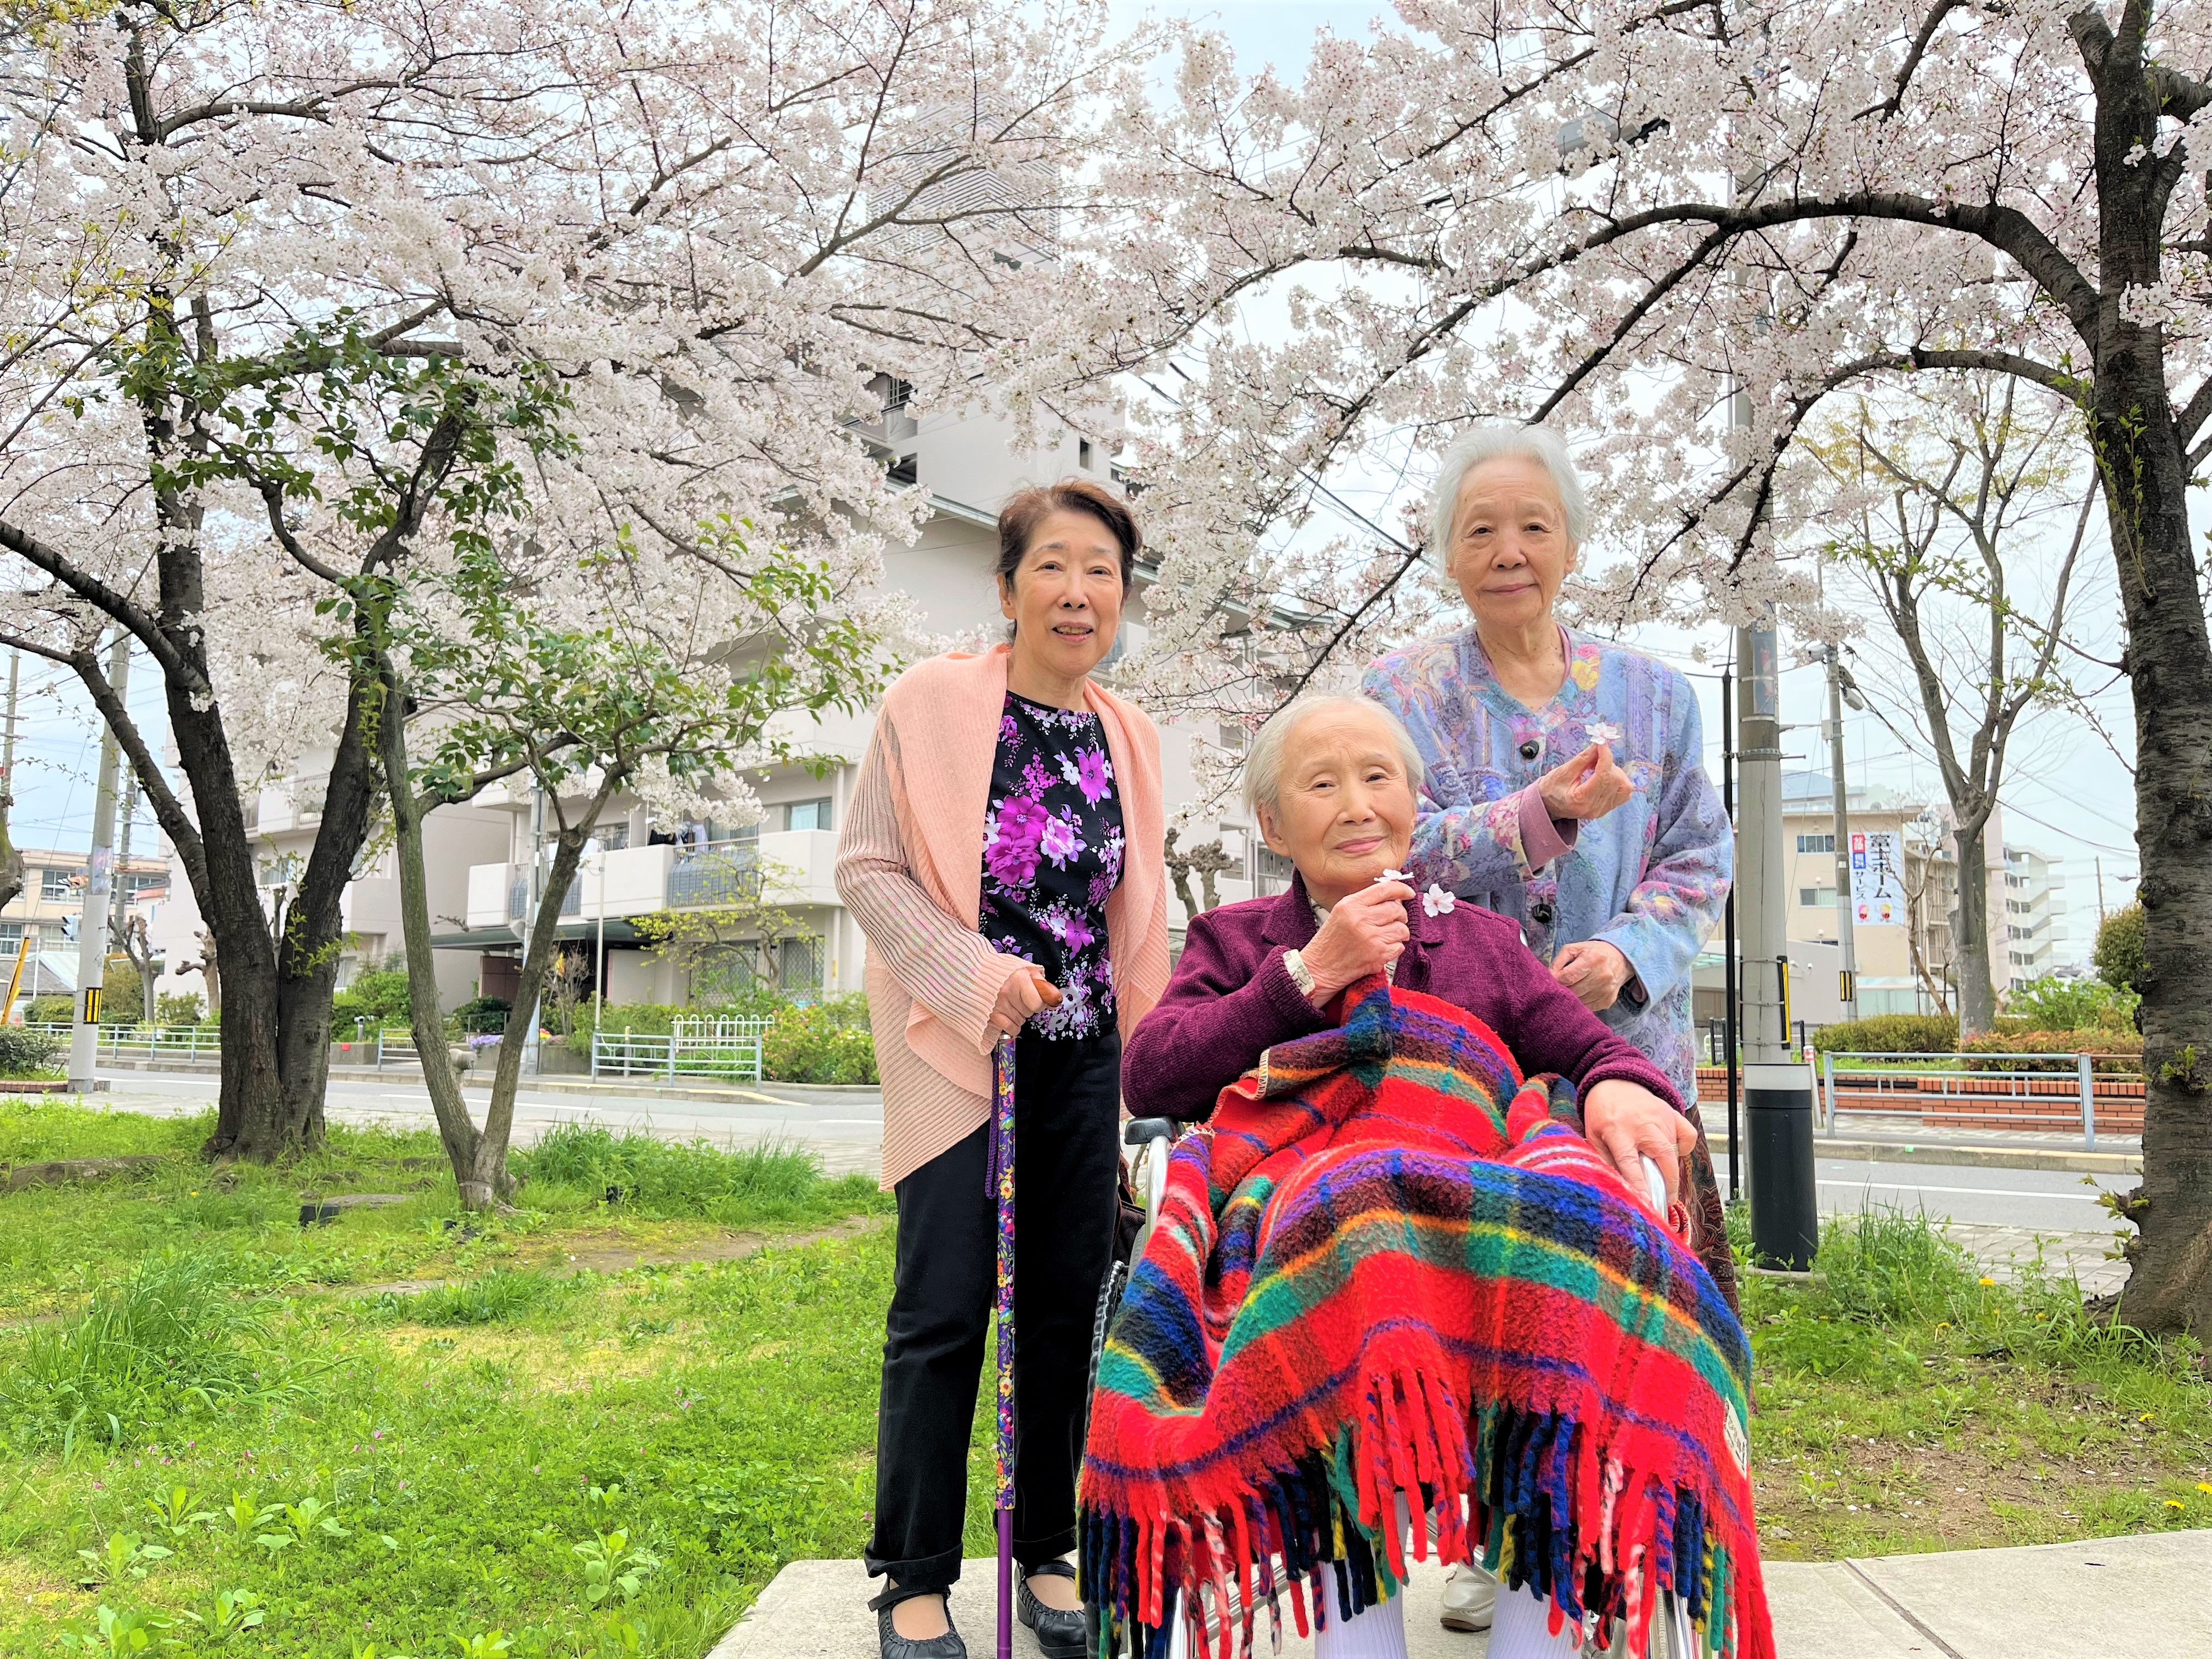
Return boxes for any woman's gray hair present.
[1243,695,1425,820]
[1425,423,1590,567]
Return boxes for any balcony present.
[461,831,840,930]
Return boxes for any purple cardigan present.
[1122,874,1683,1121]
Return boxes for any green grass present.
[3,1099,2206,1654]
[0,1102,897,1656]
[1743,1208,2212,1559]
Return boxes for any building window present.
[1798,886,1837,908]
[887,453,918,484]
[39,868,78,901]
[595,823,630,852]
[1255,846,1296,895]
[783,798,833,833]
[777,936,822,991]
[1796,833,1835,854]
[1079,438,1094,470]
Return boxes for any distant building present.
[0,844,171,1012]
[2000,844,2068,992]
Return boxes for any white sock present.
[1313,1588,1409,1659]
[1487,1579,1587,1659]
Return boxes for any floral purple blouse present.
[1362,624,1733,1105]
[980,691,1125,1040]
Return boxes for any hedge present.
[1810,1013,1959,1055]
[1960,1029,2144,1075]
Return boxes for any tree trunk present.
[378,668,498,1204]
[2086,14,2212,1336]
[1951,822,1996,1038]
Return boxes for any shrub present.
[2000,973,2137,1032]
[96,961,143,1024]
[154,991,205,1025]
[2094,901,2146,995]
[1810,1012,1959,1055]
[568,1001,686,1041]
[764,995,877,1085]
[340,967,412,1020]
[1961,1029,2143,1074]
[0,1026,64,1076]
[25,995,71,1025]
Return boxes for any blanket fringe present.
[1079,1370,1771,1659]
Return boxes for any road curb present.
[1707,1133,2137,1176]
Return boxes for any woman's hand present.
[1300,878,1414,1005]
[988,964,1054,1037]
[1536,742,1633,822]
[1552,939,1634,1012]
[1583,1079,1697,1211]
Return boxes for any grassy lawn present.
[0,1101,2205,1655]
[1741,1209,2212,1560]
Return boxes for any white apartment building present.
[2001,844,2068,992]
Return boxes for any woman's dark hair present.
[994,478,1142,597]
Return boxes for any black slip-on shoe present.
[876,1601,966,1658]
[1018,1567,1088,1659]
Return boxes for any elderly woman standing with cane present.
[1362,425,1735,1637]
[837,479,1169,1659]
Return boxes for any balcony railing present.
[667,840,760,908]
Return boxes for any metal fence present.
[24,1021,221,1060]
[1816,1049,2141,1150]
[590,1017,768,1083]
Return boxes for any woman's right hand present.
[1536,742,1633,822]
[989,963,1051,1037]
[1300,879,1414,1005]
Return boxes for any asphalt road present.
[99,1070,887,1167]
[1717,1155,2132,1235]
[94,1072,2131,1235]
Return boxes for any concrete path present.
[707,1530,2212,1657]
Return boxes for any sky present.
[4,0,2159,970]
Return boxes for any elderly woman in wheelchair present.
[1082,696,1771,1659]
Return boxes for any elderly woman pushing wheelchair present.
[1084,696,1768,1659]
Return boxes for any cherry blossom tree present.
[1094,1,2211,1328]
[0,0,1153,1160]
[1801,375,2104,1037]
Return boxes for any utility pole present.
[1733,391,1819,1267]
[2095,855,2106,923]
[1720,657,1740,1205]
[1825,645,1861,1022]
[68,636,128,1092]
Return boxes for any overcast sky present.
[8,0,2160,970]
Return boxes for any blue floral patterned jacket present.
[1362,624,1733,1104]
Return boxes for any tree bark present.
[2089,3,2212,1334]
[1951,822,1996,1038]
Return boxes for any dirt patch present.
[347,1212,887,1297]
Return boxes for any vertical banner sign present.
[1849,831,1905,924]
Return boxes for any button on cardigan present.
[834,645,1170,1189]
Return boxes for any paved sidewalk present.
[707,1530,2211,1657]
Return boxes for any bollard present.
[1746,1062,1820,1271]
[1821,1049,1836,1135]
[2078,1052,2096,1152]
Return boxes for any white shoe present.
[1440,1561,1497,1632]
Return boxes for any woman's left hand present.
[1553,939,1633,1011]
[1583,1079,1697,1211]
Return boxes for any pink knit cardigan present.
[834,645,1170,1188]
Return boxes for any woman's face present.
[1001,509,1125,682]
[1446,455,1576,632]
[1256,703,1418,906]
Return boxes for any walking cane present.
[990,970,1060,1659]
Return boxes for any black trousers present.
[865,1028,1121,1599]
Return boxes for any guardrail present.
[1816,1050,2138,1150]
[22,1022,223,1060]
[590,1019,767,1084]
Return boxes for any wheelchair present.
[1079,1122,1693,1659]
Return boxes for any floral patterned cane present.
[989,972,1059,1659]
